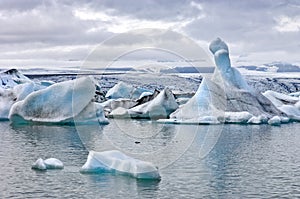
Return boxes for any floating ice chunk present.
[80,150,161,180]
[138,91,153,100]
[100,98,137,114]
[263,90,300,121]
[109,88,178,119]
[164,38,285,125]
[278,105,300,121]
[263,90,299,107]
[0,82,44,120]
[74,102,109,124]
[135,89,160,106]
[44,158,64,169]
[105,82,134,99]
[0,69,32,89]
[247,115,268,124]
[32,158,47,171]
[280,116,290,123]
[105,82,151,99]
[224,111,253,123]
[268,116,281,126]
[9,76,108,124]
[32,158,64,170]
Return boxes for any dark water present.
[0,120,299,198]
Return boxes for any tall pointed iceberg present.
[169,38,285,124]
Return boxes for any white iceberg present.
[31,158,47,170]
[268,116,281,126]
[9,76,108,124]
[80,150,161,180]
[109,88,178,119]
[247,115,268,124]
[32,158,64,170]
[263,90,300,121]
[100,98,138,114]
[44,158,64,169]
[0,82,44,120]
[224,111,253,123]
[168,38,285,124]
[0,69,32,89]
[105,81,151,99]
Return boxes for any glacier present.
[9,76,108,125]
[80,150,161,180]
[165,38,286,125]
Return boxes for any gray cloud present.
[0,0,299,68]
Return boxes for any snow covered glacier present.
[165,38,289,124]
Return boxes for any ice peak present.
[209,37,229,54]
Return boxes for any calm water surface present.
[0,120,299,198]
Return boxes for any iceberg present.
[168,38,285,124]
[44,158,64,169]
[80,150,161,180]
[9,76,108,124]
[268,116,281,126]
[0,69,32,89]
[32,158,64,170]
[31,158,47,171]
[100,98,138,114]
[105,81,152,99]
[0,82,44,120]
[263,90,300,121]
[109,88,178,119]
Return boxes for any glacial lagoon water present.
[0,120,299,198]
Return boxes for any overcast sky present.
[0,0,299,69]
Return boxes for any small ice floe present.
[43,158,64,169]
[32,158,64,171]
[268,116,281,126]
[31,158,47,171]
[80,150,161,180]
[247,115,268,124]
